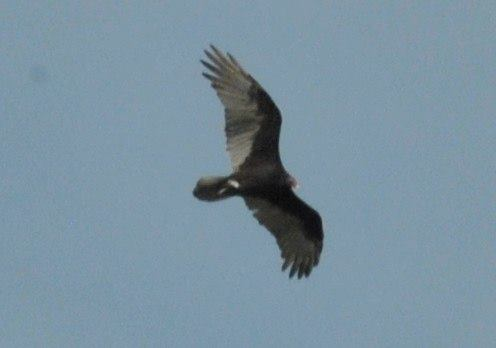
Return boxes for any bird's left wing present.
[201,45,283,173]
[244,189,323,279]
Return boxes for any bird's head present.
[287,174,299,190]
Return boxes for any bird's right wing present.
[244,189,323,279]
[201,45,283,172]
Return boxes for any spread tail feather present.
[193,176,237,201]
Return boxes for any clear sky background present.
[1,2,495,347]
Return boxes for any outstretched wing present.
[201,45,283,172]
[244,189,323,279]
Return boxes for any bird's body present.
[194,46,324,279]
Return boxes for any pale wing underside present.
[244,196,321,279]
[202,46,263,172]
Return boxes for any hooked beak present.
[289,175,299,190]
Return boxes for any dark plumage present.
[193,45,324,279]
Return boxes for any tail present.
[193,176,238,202]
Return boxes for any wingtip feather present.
[201,59,221,75]
[282,259,291,272]
[289,262,298,278]
[201,72,215,81]
[210,44,221,56]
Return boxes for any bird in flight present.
[193,45,323,279]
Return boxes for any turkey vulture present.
[193,46,323,279]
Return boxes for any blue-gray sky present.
[1,2,495,347]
